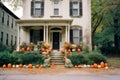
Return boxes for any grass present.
[107,57,120,68]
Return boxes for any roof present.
[0,2,19,19]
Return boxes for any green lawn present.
[107,57,120,68]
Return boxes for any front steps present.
[50,50,65,65]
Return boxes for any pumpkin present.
[26,47,30,51]
[20,48,25,52]
[12,65,16,68]
[44,42,50,49]
[74,65,78,68]
[41,48,45,52]
[100,61,105,68]
[40,65,44,68]
[105,63,108,67]
[51,61,55,68]
[67,49,71,53]
[7,63,12,68]
[93,63,98,68]
[63,56,67,61]
[35,65,39,68]
[78,65,81,68]
[48,48,52,53]
[61,49,65,53]
[28,64,33,68]
[3,64,6,68]
[71,44,77,49]
[77,48,81,52]
[19,64,23,68]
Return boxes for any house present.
[16,0,91,51]
[0,1,19,48]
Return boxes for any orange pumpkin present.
[77,48,81,52]
[7,63,12,68]
[51,61,55,68]
[48,48,52,53]
[71,44,77,49]
[40,65,44,68]
[61,49,65,53]
[100,61,105,68]
[26,47,30,51]
[74,65,78,68]
[28,64,33,68]
[41,48,45,52]
[93,63,98,68]
[35,65,39,68]
[105,63,108,67]
[20,48,25,52]
[3,64,6,68]
[19,64,23,68]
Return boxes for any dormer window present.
[31,0,44,17]
[70,0,82,17]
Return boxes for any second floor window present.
[31,0,44,17]
[70,0,82,16]
[54,1,59,15]
[2,11,4,23]
[7,15,9,26]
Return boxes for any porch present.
[16,19,73,51]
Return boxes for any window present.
[1,32,3,43]
[2,11,4,23]
[70,0,82,16]
[6,33,8,45]
[31,0,44,17]
[70,29,82,44]
[15,36,17,45]
[7,15,9,26]
[54,1,59,15]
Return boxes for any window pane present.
[54,9,59,15]
[35,2,41,8]
[73,37,79,44]
[35,9,41,16]
[73,29,79,37]
[72,9,78,16]
[73,2,78,9]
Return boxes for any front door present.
[53,32,59,49]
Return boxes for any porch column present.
[44,25,46,42]
[65,26,68,42]
[68,24,70,43]
[16,25,20,51]
[46,25,48,43]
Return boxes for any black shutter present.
[79,29,82,42]
[30,29,33,42]
[70,29,73,44]
[79,0,82,16]
[31,1,34,16]
[41,1,44,16]
[70,1,73,16]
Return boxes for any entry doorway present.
[52,32,60,50]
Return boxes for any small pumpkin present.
[19,64,23,68]
[104,63,108,67]
[3,64,6,68]
[20,48,25,52]
[35,65,39,68]
[7,63,12,68]
[26,47,30,51]
[77,48,81,52]
[51,61,55,68]
[28,64,33,68]
[74,65,78,68]
[40,65,44,68]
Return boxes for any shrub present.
[0,51,11,66]
[68,52,90,65]
[88,50,107,64]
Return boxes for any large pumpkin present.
[93,63,98,68]
[100,61,105,68]
[35,65,39,68]
[7,63,12,68]
[71,44,77,49]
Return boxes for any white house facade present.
[0,1,19,48]
[16,0,92,51]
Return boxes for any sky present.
[3,2,23,18]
